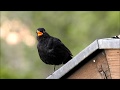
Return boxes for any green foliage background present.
[0,11,120,79]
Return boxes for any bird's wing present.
[52,38,73,56]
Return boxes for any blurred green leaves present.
[0,11,119,79]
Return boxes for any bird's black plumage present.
[36,28,72,68]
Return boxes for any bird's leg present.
[54,65,56,71]
[50,65,56,75]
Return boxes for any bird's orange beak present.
[37,30,43,36]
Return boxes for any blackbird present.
[36,28,72,71]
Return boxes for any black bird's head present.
[36,28,50,40]
[36,28,45,37]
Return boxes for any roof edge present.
[98,38,120,49]
[46,38,120,79]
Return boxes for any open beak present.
[37,30,43,36]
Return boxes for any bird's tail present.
[63,55,72,64]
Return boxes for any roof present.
[46,38,120,79]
